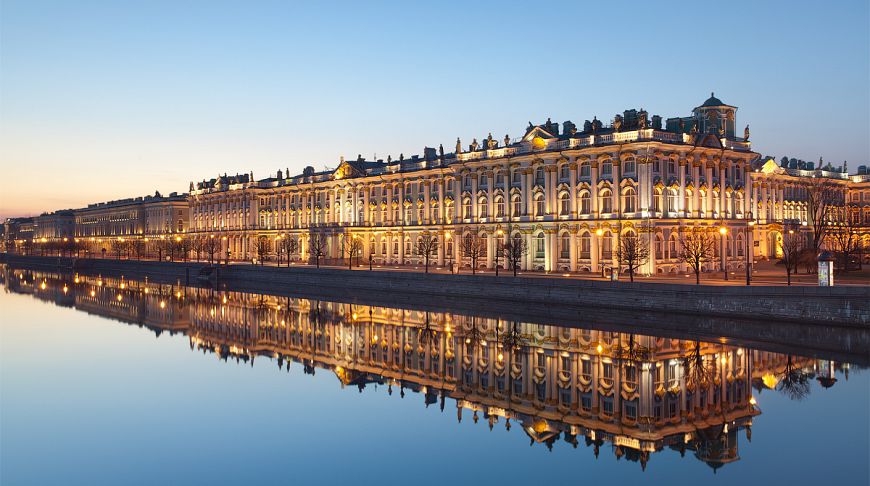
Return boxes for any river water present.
[1,266,867,485]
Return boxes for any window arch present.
[511,195,522,217]
[495,196,505,218]
[579,232,591,259]
[534,193,545,216]
[534,232,545,259]
[558,192,570,215]
[559,232,570,259]
[622,187,637,214]
[600,189,613,214]
[579,191,591,215]
[602,231,613,260]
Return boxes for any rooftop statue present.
[744,124,750,141]
[486,133,497,150]
[504,134,510,147]
[470,138,479,152]
[613,114,623,132]
[455,137,462,154]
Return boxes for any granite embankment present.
[3,254,867,328]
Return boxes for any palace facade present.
[4,93,867,271]
[187,94,860,274]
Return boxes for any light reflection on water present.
[1,266,867,486]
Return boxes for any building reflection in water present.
[1,266,854,473]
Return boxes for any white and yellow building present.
[188,94,856,274]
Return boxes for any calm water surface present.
[1,267,868,485]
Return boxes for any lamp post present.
[746,218,755,286]
[595,228,604,278]
[222,236,228,265]
[719,226,728,281]
[495,229,504,276]
[445,231,453,273]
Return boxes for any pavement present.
[232,258,870,287]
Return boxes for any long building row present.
[4,94,870,274]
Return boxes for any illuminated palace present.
[188,93,863,273]
[4,93,868,270]
[4,267,850,471]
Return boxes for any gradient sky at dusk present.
[1,0,868,219]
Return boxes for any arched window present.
[480,234,488,257]
[534,233,545,259]
[579,191,591,215]
[478,197,488,219]
[511,195,522,217]
[495,196,505,218]
[668,189,679,213]
[668,233,678,259]
[579,232,591,259]
[535,194,545,216]
[654,188,662,213]
[462,198,472,219]
[559,192,570,215]
[622,187,637,214]
[655,234,664,259]
[602,231,612,260]
[560,233,570,259]
[600,189,613,214]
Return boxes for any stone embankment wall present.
[3,254,867,327]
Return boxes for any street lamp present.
[495,229,504,276]
[746,215,755,286]
[719,226,728,281]
[445,232,453,273]
[595,228,604,278]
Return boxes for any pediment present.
[695,133,723,149]
[333,160,364,180]
[522,126,557,142]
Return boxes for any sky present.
[1,0,868,219]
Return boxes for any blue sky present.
[1,0,868,217]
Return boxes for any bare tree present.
[342,234,363,270]
[461,233,485,274]
[203,236,221,264]
[279,236,299,266]
[617,233,650,282]
[176,237,192,261]
[415,231,439,273]
[805,177,843,254]
[779,230,803,285]
[677,227,717,285]
[255,236,271,265]
[309,233,327,268]
[829,217,861,272]
[502,235,528,276]
[111,239,128,260]
[191,238,205,261]
[131,239,146,260]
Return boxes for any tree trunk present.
[695,269,700,285]
[787,269,791,286]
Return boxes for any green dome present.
[701,92,725,107]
